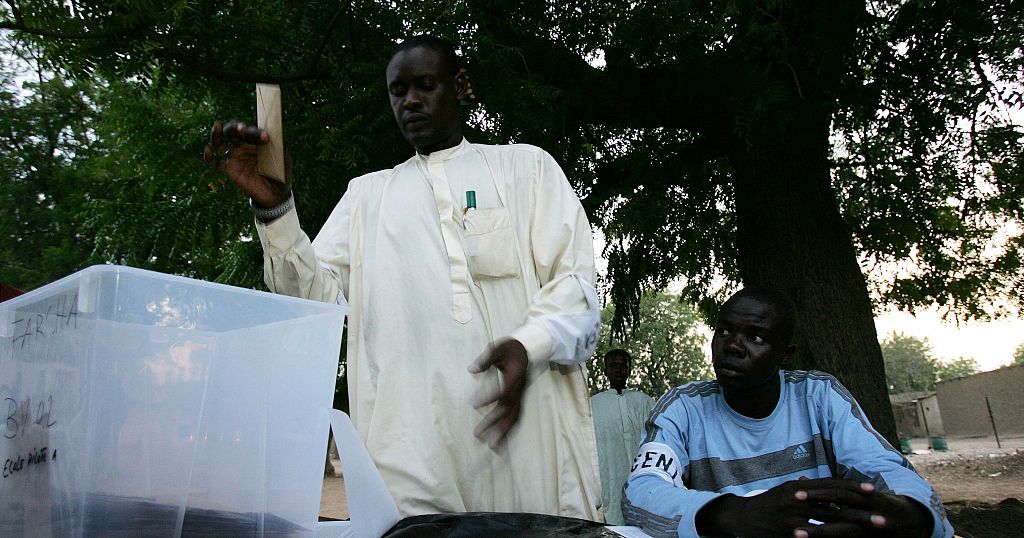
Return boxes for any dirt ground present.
[319,434,1024,535]
[320,468,348,521]
[907,435,1024,504]
[906,434,1024,537]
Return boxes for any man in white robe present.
[591,348,654,525]
[204,35,602,519]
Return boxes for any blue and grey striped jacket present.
[623,370,953,538]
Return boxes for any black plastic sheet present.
[384,512,621,538]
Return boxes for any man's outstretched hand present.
[468,339,529,448]
[203,120,292,208]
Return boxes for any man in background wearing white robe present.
[591,348,655,525]
[204,35,602,519]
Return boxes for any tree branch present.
[154,46,329,84]
[830,158,909,169]
[2,16,330,84]
[585,138,725,214]
[306,2,350,70]
[470,3,735,135]
[0,19,150,40]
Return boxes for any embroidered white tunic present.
[255,139,602,518]
[591,389,655,525]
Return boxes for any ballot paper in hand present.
[256,83,286,183]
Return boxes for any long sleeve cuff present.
[903,494,953,538]
[622,479,724,538]
[508,319,553,365]
[684,491,727,537]
[255,205,301,254]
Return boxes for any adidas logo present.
[793,445,810,460]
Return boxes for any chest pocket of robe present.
[464,207,520,279]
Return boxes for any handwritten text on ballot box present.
[1,265,347,537]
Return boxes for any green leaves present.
[0,45,96,289]
[880,332,980,393]
[2,0,1022,327]
[590,291,712,398]
[834,0,1024,319]
[881,332,940,393]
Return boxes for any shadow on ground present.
[946,498,1023,538]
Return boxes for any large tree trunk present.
[728,105,898,446]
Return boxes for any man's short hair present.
[723,287,798,345]
[391,34,461,75]
[604,348,632,365]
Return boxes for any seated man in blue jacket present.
[622,287,953,537]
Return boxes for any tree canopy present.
[880,332,980,393]
[881,332,938,393]
[0,41,95,288]
[936,356,980,381]
[2,0,1022,443]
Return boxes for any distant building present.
[935,363,1024,437]
[889,391,943,438]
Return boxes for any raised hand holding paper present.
[256,83,286,183]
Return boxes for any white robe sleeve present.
[507,150,600,366]
[255,185,354,309]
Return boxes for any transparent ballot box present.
[1,265,346,537]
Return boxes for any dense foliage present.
[832,2,1024,320]
[935,356,981,381]
[2,1,1019,312]
[0,42,94,288]
[3,1,1022,441]
[880,332,980,393]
